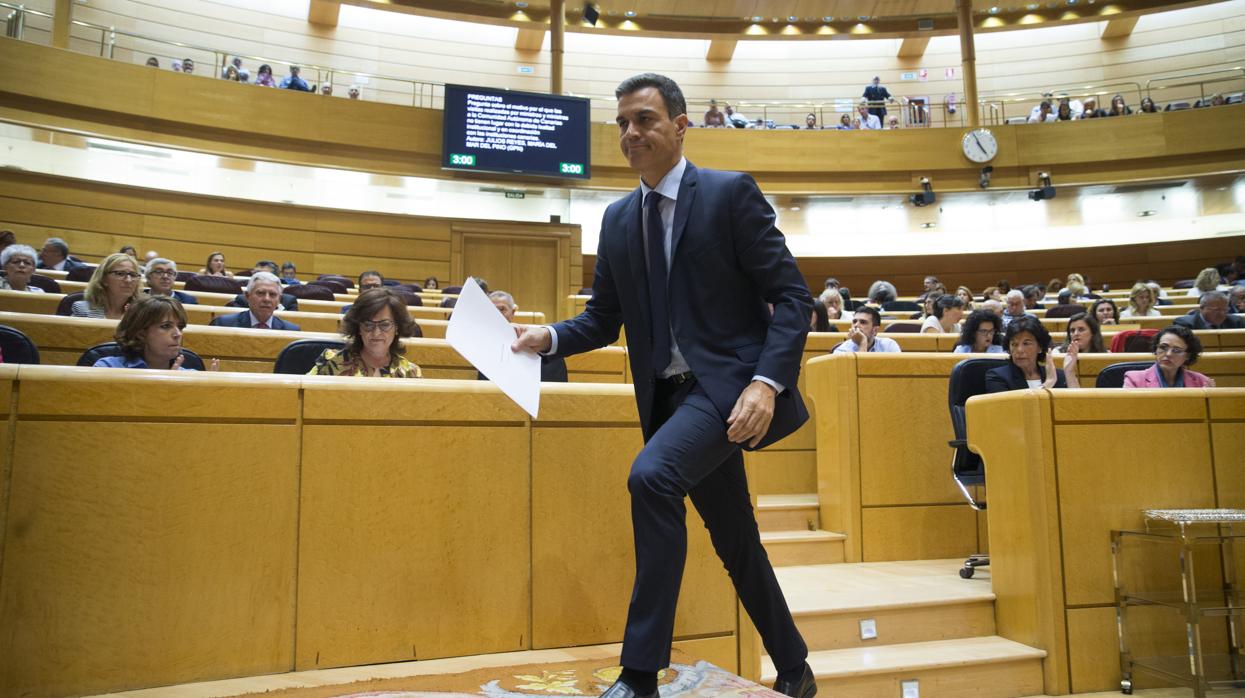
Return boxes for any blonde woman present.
[1120,281,1161,319]
[818,288,843,320]
[71,253,143,319]
[955,286,975,312]
[1186,267,1224,298]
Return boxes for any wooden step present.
[761,636,1046,698]
[760,530,846,566]
[776,559,996,650]
[757,493,820,532]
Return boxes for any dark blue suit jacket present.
[209,310,300,331]
[551,162,812,448]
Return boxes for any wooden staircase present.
[757,493,846,566]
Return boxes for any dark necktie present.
[257,322,269,329]
[645,191,671,374]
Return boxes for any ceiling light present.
[515,1,528,6]
[790,206,801,211]
[752,15,762,21]
[989,6,999,12]
[1027,3,1038,8]
[788,15,798,21]
[822,15,833,21]
[921,221,937,229]
[623,9,636,17]
[858,15,870,21]
[1138,210,1157,217]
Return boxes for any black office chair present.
[1095,361,1153,388]
[948,357,1008,579]
[273,339,346,374]
[27,274,62,293]
[77,342,206,370]
[0,325,40,364]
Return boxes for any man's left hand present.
[726,380,777,448]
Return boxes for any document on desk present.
[445,277,541,418]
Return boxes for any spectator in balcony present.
[1187,267,1225,297]
[309,288,421,377]
[887,115,901,129]
[866,280,897,306]
[280,262,301,285]
[1124,325,1214,388]
[94,296,218,371]
[221,57,245,80]
[348,85,361,100]
[37,237,88,272]
[1173,291,1245,330]
[181,58,195,74]
[1055,102,1075,121]
[1028,91,1055,119]
[804,113,819,130]
[199,251,233,277]
[953,310,1005,354]
[856,100,882,130]
[862,76,892,120]
[171,60,181,73]
[1200,93,1226,108]
[1120,282,1159,319]
[1138,97,1159,114]
[1106,94,1132,117]
[73,253,143,320]
[280,66,312,92]
[1028,101,1057,123]
[1056,312,1106,355]
[144,258,197,305]
[704,99,726,128]
[1091,298,1119,326]
[832,306,901,353]
[211,272,300,330]
[145,57,159,68]
[255,64,276,87]
[1,245,44,293]
[723,103,748,128]
[987,315,1078,391]
[1080,97,1105,119]
[835,113,853,130]
[223,64,241,82]
[320,83,333,96]
[921,294,965,334]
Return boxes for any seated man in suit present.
[37,236,89,272]
[484,291,567,382]
[210,272,300,330]
[832,306,901,353]
[341,270,386,313]
[144,258,198,305]
[1173,291,1245,330]
[279,262,301,285]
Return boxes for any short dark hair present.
[824,277,840,289]
[281,261,296,271]
[1003,315,1053,363]
[1022,285,1041,301]
[1153,324,1202,367]
[615,73,687,119]
[932,294,964,319]
[853,306,882,328]
[340,288,419,361]
[114,295,187,363]
[255,260,277,272]
[358,270,384,285]
[957,310,1002,349]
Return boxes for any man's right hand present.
[849,326,867,348]
[512,325,552,354]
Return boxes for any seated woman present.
[986,315,1080,391]
[953,309,1005,354]
[1,245,45,293]
[810,299,831,332]
[1186,267,1224,298]
[955,286,975,312]
[866,280,897,307]
[1090,298,1119,326]
[1055,312,1106,355]
[1120,281,1161,319]
[423,276,439,290]
[93,295,217,370]
[72,253,143,319]
[921,294,965,333]
[1124,325,1215,388]
[309,287,422,377]
[818,288,843,320]
[198,251,234,277]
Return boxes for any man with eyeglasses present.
[1173,291,1245,330]
[210,272,300,331]
[144,258,198,305]
[37,237,88,272]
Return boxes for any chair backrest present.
[1095,361,1154,388]
[441,286,463,295]
[1109,329,1159,354]
[312,279,348,295]
[883,322,922,333]
[1043,303,1085,319]
[274,339,347,374]
[440,297,457,308]
[77,342,206,370]
[1171,279,1195,289]
[394,289,422,307]
[175,271,197,283]
[66,265,96,282]
[185,274,243,294]
[882,300,922,312]
[844,299,865,312]
[27,274,62,293]
[57,292,84,316]
[317,274,354,289]
[947,357,1009,479]
[283,284,335,301]
[0,325,40,364]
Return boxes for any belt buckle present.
[667,371,694,385]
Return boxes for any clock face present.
[961,128,998,163]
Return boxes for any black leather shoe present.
[600,679,658,698]
[772,663,817,698]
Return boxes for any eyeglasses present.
[1155,344,1187,357]
[361,320,395,333]
[108,271,141,280]
[147,269,176,277]
[975,328,995,336]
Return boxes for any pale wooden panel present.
[296,423,531,669]
[0,374,299,698]
[744,449,817,496]
[0,368,15,580]
[807,354,863,560]
[859,505,979,562]
[858,373,962,506]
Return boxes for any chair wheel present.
[1121,678,1132,694]
[959,567,974,579]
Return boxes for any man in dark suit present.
[144,258,199,305]
[210,272,300,331]
[515,73,814,698]
[862,76,893,120]
[36,237,89,272]
[1173,291,1245,330]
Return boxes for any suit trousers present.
[619,378,807,674]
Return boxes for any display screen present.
[441,84,591,180]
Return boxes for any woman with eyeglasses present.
[71,253,143,319]
[1,245,45,293]
[952,309,1005,354]
[308,287,422,377]
[1123,325,1215,388]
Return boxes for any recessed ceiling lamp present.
[921,221,937,228]
[515,1,528,7]
[989,6,999,13]
[822,15,833,21]
[788,15,798,21]
[1138,210,1157,217]
[752,15,762,21]
[623,9,636,17]
[858,15,870,21]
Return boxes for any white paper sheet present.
[445,277,542,418]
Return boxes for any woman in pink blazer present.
[1123,325,1216,388]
